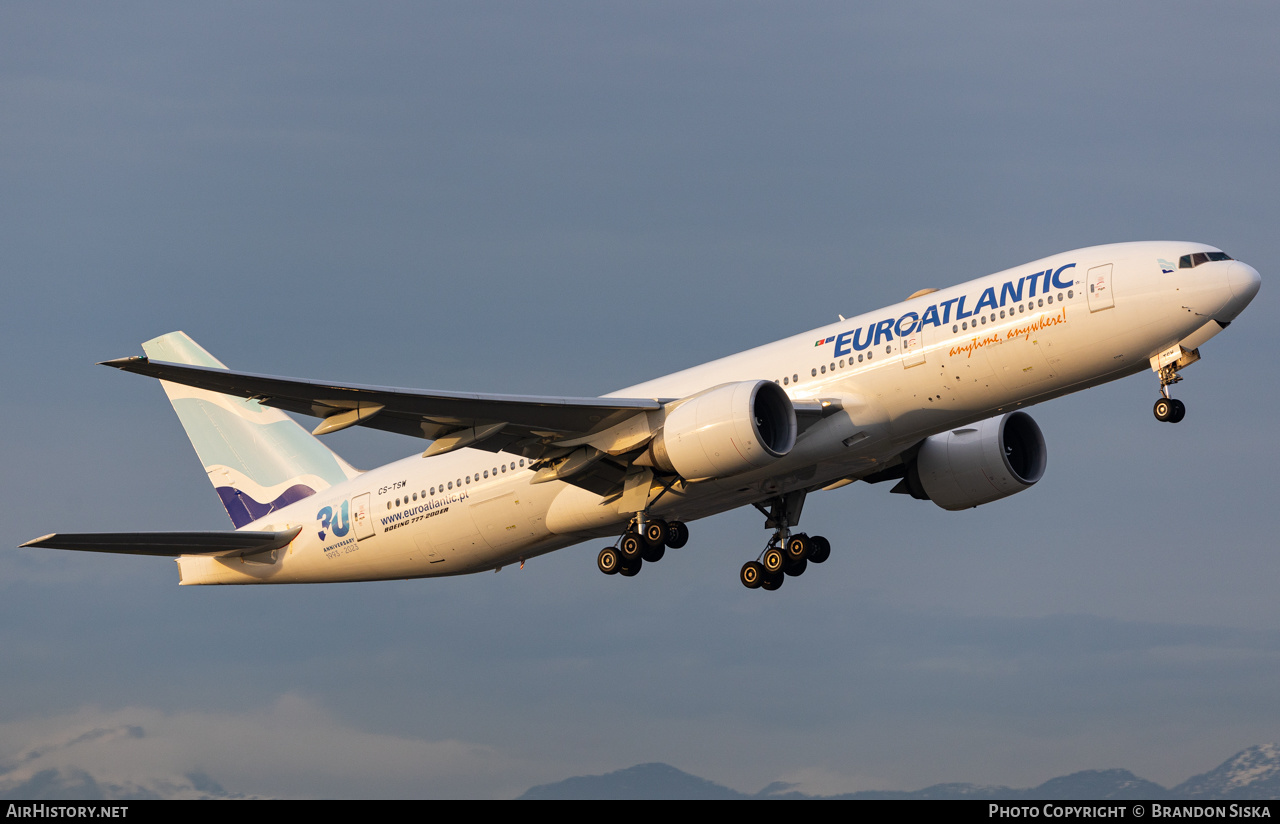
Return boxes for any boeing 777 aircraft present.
[23,241,1261,590]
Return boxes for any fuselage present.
[175,241,1260,584]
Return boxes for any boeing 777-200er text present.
[23,242,1261,589]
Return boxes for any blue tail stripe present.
[216,484,317,529]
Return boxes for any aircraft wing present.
[21,527,303,558]
[102,356,665,461]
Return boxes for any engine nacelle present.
[647,380,796,481]
[905,411,1047,510]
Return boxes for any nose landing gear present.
[1151,346,1200,423]
[1154,396,1186,423]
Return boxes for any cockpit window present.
[1179,251,1233,269]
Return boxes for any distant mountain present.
[1173,744,1280,800]
[520,745,1280,800]
[0,766,241,800]
[520,762,746,800]
[841,769,1167,800]
[1030,769,1170,800]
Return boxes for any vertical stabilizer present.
[142,332,361,528]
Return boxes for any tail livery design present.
[141,332,361,528]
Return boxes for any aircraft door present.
[352,492,376,541]
[902,320,926,368]
[1086,264,1114,312]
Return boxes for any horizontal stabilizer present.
[20,527,302,558]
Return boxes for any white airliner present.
[23,241,1261,589]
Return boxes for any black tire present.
[1154,398,1173,422]
[1169,398,1186,423]
[763,546,786,574]
[641,542,666,563]
[809,535,831,564]
[643,519,668,548]
[597,546,621,575]
[666,521,690,549]
[620,533,644,561]
[740,561,764,589]
[619,557,642,577]
[760,571,784,591]
[784,557,807,577]
[785,534,811,564]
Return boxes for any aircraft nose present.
[1220,260,1261,321]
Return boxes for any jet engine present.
[645,380,797,481]
[899,411,1047,510]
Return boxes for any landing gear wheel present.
[785,534,811,564]
[666,521,689,549]
[619,557,642,577]
[641,542,666,563]
[740,561,764,589]
[1169,398,1186,423]
[620,533,644,561]
[784,557,807,577]
[809,535,831,564]
[597,546,621,575]
[760,571,784,591]
[1154,398,1174,422]
[762,546,786,575]
[643,519,668,548]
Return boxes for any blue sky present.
[2,2,1278,798]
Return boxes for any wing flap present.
[20,527,303,558]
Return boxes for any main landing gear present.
[740,532,831,592]
[597,516,689,578]
[740,492,831,592]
